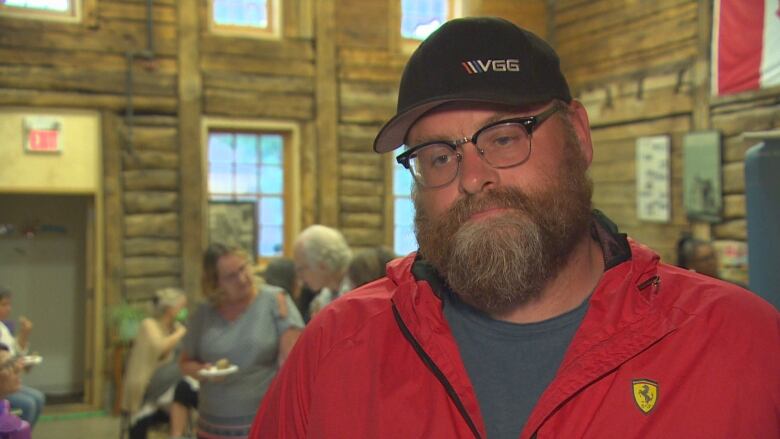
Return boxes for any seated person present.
[0,286,44,428]
[293,225,353,317]
[676,235,719,278]
[0,344,22,401]
[121,288,192,439]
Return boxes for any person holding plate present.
[0,286,44,429]
[179,243,303,439]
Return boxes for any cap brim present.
[372,96,531,153]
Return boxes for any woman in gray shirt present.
[180,243,304,439]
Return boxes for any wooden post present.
[315,0,339,227]
[178,0,204,298]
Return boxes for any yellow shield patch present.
[632,379,658,414]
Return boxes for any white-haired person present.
[121,287,190,439]
[0,286,44,429]
[292,225,353,318]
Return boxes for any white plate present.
[198,364,238,377]
[22,355,43,366]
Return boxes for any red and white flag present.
[713,0,780,95]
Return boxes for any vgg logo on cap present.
[461,59,520,74]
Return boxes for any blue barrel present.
[744,135,780,310]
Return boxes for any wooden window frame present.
[202,117,301,266]
[393,0,463,53]
[208,0,282,40]
[0,0,83,22]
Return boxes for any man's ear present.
[567,100,594,166]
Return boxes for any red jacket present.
[251,229,779,438]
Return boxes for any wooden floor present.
[34,409,172,439]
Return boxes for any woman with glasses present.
[179,243,303,439]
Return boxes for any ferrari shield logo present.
[632,379,658,414]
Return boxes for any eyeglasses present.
[395,104,561,188]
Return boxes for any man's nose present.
[458,144,498,194]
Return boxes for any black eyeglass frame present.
[395,104,562,188]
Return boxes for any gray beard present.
[445,212,550,313]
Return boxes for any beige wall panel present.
[0,108,100,193]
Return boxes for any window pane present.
[260,134,283,165]
[260,196,284,226]
[395,225,417,255]
[209,133,234,164]
[4,0,70,11]
[259,225,284,257]
[209,163,233,194]
[259,165,283,194]
[395,198,415,227]
[214,0,268,28]
[394,165,414,195]
[234,164,258,194]
[235,133,259,164]
[401,0,447,40]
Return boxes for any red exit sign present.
[23,116,62,153]
[27,129,60,152]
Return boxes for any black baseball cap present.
[373,16,571,153]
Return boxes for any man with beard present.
[250,17,779,439]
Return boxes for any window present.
[401,0,454,41]
[210,0,280,39]
[208,131,287,258]
[393,163,418,255]
[0,0,79,21]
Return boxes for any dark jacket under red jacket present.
[250,222,780,438]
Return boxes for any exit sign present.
[23,116,62,153]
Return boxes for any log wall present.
[554,0,780,280]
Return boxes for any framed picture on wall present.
[683,131,722,222]
[636,135,671,223]
[207,201,257,261]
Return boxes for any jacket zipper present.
[391,303,482,439]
